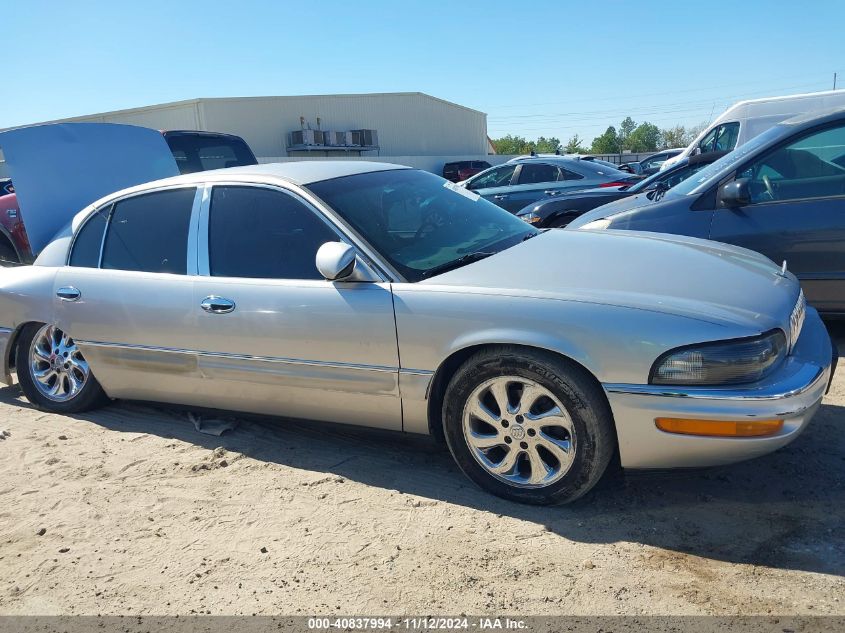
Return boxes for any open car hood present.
[0,123,179,254]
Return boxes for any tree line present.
[491,118,708,156]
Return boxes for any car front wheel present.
[442,347,615,505]
[16,323,108,413]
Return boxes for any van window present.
[699,122,739,153]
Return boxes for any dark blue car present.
[568,107,845,316]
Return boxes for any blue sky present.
[5,1,845,145]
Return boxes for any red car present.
[0,130,257,265]
[442,160,491,183]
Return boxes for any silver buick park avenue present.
[0,127,835,505]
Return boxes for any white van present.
[661,89,845,170]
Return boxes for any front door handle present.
[56,286,81,302]
[544,189,561,195]
[493,194,509,200]
[200,296,236,314]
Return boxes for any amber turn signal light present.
[655,418,784,437]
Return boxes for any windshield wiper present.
[421,251,496,279]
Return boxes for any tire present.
[547,214,577,229]
[16,322,109,413]
[442,346,615,505]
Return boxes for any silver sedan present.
[0,161,834,504]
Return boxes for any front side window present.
[466,164,516,189]
[101,188,195,274]
[208,186,338,279]
[714,122,740,152]
[697,127,719,153]
[307,169,536,282]
[69,204,110,267]
[738,123,845,204]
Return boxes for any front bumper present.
[604,307,834,469]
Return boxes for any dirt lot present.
[0,334,843,617]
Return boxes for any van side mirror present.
[720,179,751,208]
[315,242,379,282]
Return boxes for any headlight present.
[579,218,611,230]
[650,330,787,386]
[520,212,541,224]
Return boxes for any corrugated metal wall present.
[198,93,487,157]
[17,93,487,158]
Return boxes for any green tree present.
[535,136,562,154]
[618,117,637,147]
[491,134,530,155]
[660,125,687,149]
[625,122,662,152]
[590,126,620,154]
[563,134,587,154]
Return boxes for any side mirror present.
[315,241,379,282]
[316,242,356,280]
[720,179,751,208]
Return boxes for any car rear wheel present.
[442,347,615,505]
[16,323,108,413]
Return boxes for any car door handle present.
[56,286,81,302]
[200,296,236,314]
[493,194,509,200]
[544,190,561,195]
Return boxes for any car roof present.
[780,104,845,127]
[124,160,412,190]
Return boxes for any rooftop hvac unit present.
[290,129,325,146]
[350,129,378,147]
[323,131,348,146]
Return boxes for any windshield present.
[668,125,786,197]
[307,169,538,282]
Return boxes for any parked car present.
[0,129,258,265]
[662,89,845,171]
[443,160,491,183]
[517,151,727,228]
[461,157,637,213]
[0,123,834,505]
[569,107,845,316]
[620,149,684,176]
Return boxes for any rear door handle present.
[493,194,509,200]
[200,296,236,314]
[56,286,81,302]
[544,189,561,195]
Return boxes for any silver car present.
[0,160,834,505]
[461,157,632,214]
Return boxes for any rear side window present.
[101,188,195,274]
[69,205,110,267]
[208,186,338,279]
[517,163,560,185]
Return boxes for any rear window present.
[164,134,257,174]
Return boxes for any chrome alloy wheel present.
[462,376,576,488]
[29,324,90,402]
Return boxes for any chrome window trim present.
[200,181,388,283]
[604,363,824,401]
[185,187,204,276]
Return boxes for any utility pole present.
[835,72,838,90]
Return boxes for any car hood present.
[420,229,799,332]
[518,187,631,216]
[0,123,179,254]
[566,191,659,228]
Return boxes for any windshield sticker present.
[443,180,480,202]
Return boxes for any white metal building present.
[13,93,490,172]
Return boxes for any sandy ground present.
[0,335,843,617]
